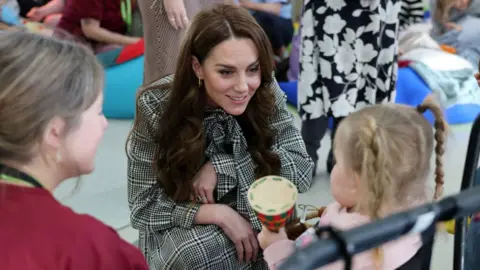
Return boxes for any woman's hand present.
[191,161,217,204]
[257,226,288,250]
[163,0,189,30]
[27,7,47,22]
[217,205,259,263]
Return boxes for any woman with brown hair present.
[127,4,313,269]
[138,0,230,85]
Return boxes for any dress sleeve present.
[127,89,201,233]
[270,78,314,193]
[399,0,425,31]
[209,152,237,201]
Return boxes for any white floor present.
[53,115,473,270]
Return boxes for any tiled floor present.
[54,116,473,270]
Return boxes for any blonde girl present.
[258,97,447,269]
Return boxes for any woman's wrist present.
[193,204,228,226]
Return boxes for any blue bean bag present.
[278,81,298,106]
[102,56,143,119]
[280,67,480,125]
[395,67,480,125]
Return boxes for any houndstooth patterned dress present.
[138,0,228,85]
[127,75,314,269]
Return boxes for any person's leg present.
[279,18,294,48]
[253,11,284,56]
[17,0,43,18]
[301,116,329,177]
[327,117,344,174]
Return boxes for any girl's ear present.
[349,172,361,198]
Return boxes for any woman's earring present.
[198,78,203,88]
[56,151,62,163]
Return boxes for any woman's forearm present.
[81,22,139,45]
[41,0,65,14]
[193,204,226,226]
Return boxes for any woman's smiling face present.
[192,37,261,116]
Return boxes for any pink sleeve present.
[263,240,296,270]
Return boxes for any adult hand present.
[475,73,480,87]
[191,161,217,204]
[218,205,259,263]
[238,0,253,8]
[163,0,189,30]
[26,7,47,22]
[257,226,288,250]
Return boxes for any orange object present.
[440,45,456,54]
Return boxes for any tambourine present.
[247,175,298,232]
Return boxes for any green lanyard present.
[0,164,43,188]
[121,0,132,34]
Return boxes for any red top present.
[57,0,126,42]
[0,184,149,270]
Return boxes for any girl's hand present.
[257,226,288,250]
[163,0,189,30]
[217,205,259,263]
[444,22,462,31]
[191,161,217,204]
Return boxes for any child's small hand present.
[475,73,480,87]
[257,226,288,250]
[445,22,462,31]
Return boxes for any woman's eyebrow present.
[215,59,260,69]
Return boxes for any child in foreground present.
[258,97,447,269]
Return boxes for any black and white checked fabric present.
[127,75,314,269]
[399,0,424,31]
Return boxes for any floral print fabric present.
[298,0,402,120]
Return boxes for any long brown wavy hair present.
[151,4,280,202]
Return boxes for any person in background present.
[430,0,480,37]
[237,0,293,60]
[127,5,313,269]
[28,0,140,52]
[298,0,424,176]
[138,0,227,86]
[0,31,148,270]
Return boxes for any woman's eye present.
[249,66,260,73]
[219,70,233,75]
